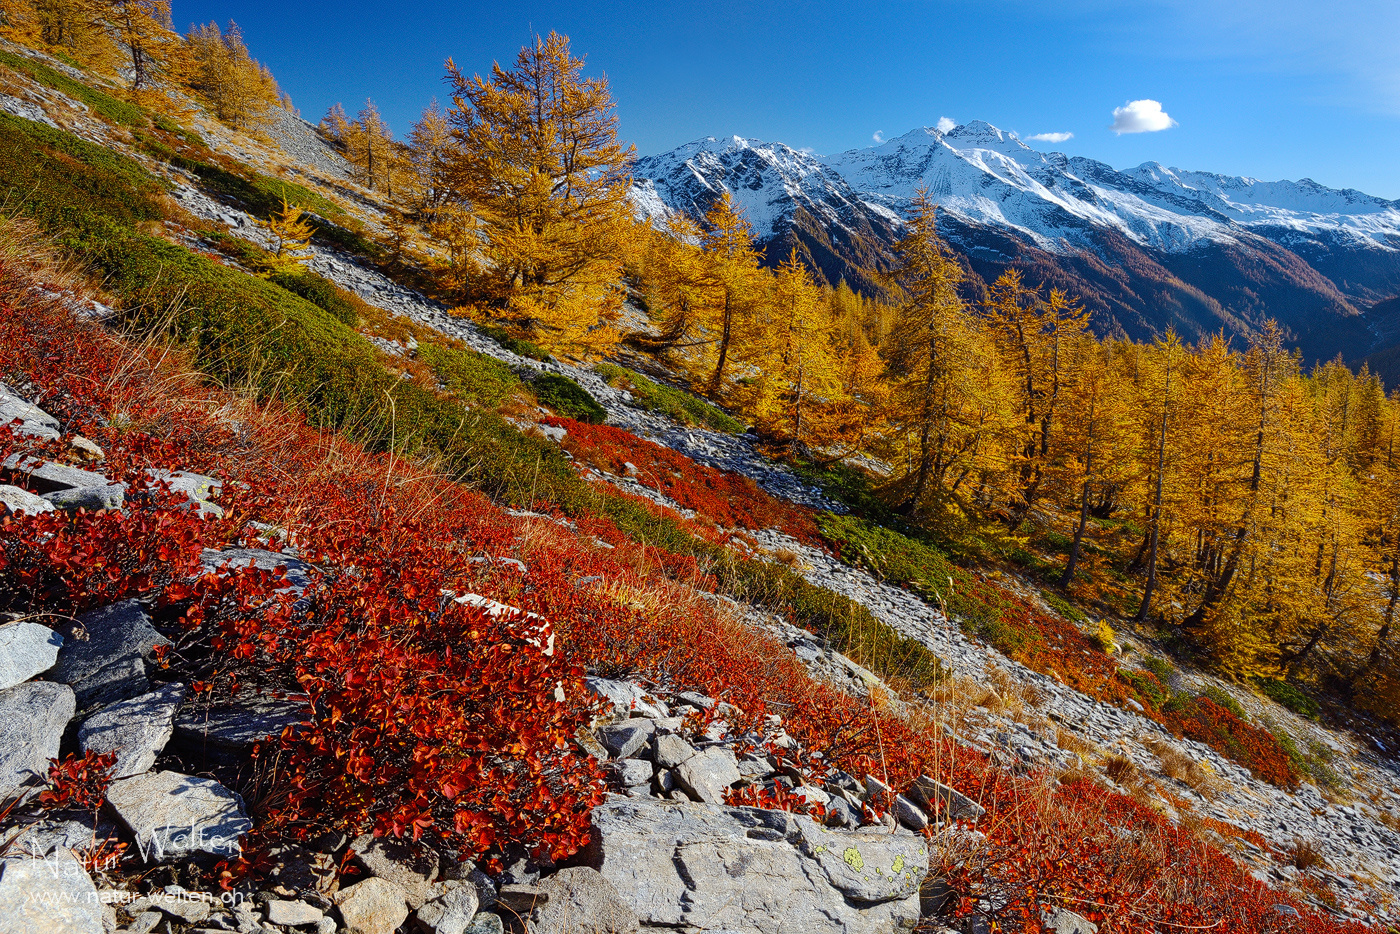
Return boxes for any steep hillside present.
[1,34,1398,934]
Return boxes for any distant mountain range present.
[631,121,1400,377]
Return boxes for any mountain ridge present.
[632,122,1400,368]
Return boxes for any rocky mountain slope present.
[633,123,1400,367]
[1,37,1398,934]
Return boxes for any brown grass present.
[1102,752,1140,785]
[1289,839,1327,872]
[1143,735,1218,796]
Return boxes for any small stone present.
[350,834,439,908]
[106,771,251,860]
[413,879,478,934]
[333,877,409,934]
[0,621,62,690]
[0,484,54,515]
[78,683,186,778]
[673,747,740,805]
[265,899,324,926]
[650,733,696,770]
[67,435,104,462]
[463,913,504,934]
[0,680,75,798]
[149,892,211,923]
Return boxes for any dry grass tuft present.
[1055,728,1098,760]
[1289,839,1327,872]
[1143,735,1218,796]
[1102,752,1140,785]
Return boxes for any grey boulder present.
[0,387,60,443]
[1,455,109,496]
[43,483,125,512]
[51,600,168,709]
[0,847,105,934]
[0,621,62,690]
[673,747,740,805]
[596,719,657,760]
[586,799,927,934]
[527,867,638,934]
[1044,908,1098,934]
[200,548,314,593]
[0,681,75,798]
[413,880,479,934]
[0,484,54,515]
[174,688,311,760]
[905,776,986,823]
[651,732,697,769]
[78,683,186,778]
[586,677,669,719]
[106,771,251,860]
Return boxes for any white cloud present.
[1027,131,1074,143]
[872,130,884,143]
[1110,99,1177,134]
[935,116,956,133]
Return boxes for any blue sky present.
[175,1,1400,198]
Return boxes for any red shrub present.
[546,416,822,543]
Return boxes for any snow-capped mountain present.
[631,122,1400,368]
[822,121,1400,257]
[632,136,902,296]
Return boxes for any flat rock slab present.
[586,799,926,934]
[0,848,105,934]
[52,601,167,709]
[0,621,62,690]
[0,681,75,798]
[106,771,251,860]
[1,455,109,496]
[78,683,187,778]
[0,484,54,515]
[175,689,311,757]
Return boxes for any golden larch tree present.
[442,31,634,357]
